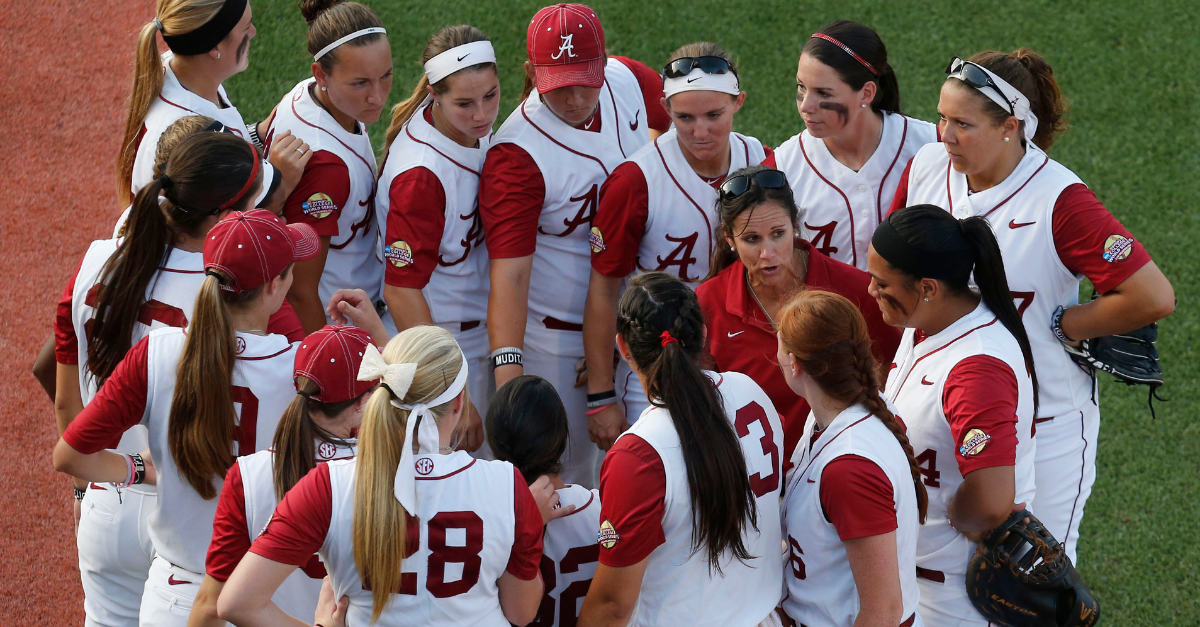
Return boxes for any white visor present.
[957,60,1039,142]
[663,67,740,100]
[423,41,496,85]
[253,160,275,208]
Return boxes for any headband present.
[423,41,496,84]
[663,67,740,100]
[871,212,974,281]
[952,59,1039,142]
[253,160,277,207]
[357,343,469,515]
[314,27,387,61]
[810,33,878,76]
[160,0,248,56]
[218,144,261,211]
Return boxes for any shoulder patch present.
[589,226,606,253]
[384,241,414,268]
[959,428,991,457]
[1102,234,1134,263]
[598,519,620,549]
[302,193,337,219]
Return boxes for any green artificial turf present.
[228,0,1198,622]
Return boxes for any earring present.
[216,52,221,59]
[434,101,440,107]
[861,103,867,108]
[924,297,930,302]
[1004,137,1010,142]
[321,86,327,92]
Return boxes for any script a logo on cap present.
[552,33,577,60]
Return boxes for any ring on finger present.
[295,147,305,154]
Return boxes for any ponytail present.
[272,377,362,500]
[778,290,929,523]
[617,272,757,571]
[520,68,536,102]
[963,49,1069,151]
[803,20,901,114]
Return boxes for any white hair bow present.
[357,344,417,407]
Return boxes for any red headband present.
[810,33,878,76]
[218,144,261,210]
[660,330,678,347]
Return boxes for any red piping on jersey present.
[236,345,295,361]
[520,103,611,178]
[415,457,477,480]
[887,318,1000,401]
[404,112,481,176]
[795,413,873,481]
[654,138,713,281]
[945,152,1049,219]
[158,95,244,137]
[158,266,205,274]
[602,77,627,158]
[557,490,596,518]
[876,115,909,223]
[799,137,857,267]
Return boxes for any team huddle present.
[41,0,1175,626]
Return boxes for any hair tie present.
[158,174,173,190]
[660,330,679,347]
[153,17,165,33]
[810,33,878,76]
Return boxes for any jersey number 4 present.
[364,512,486,597]
[532,545,600,627]
[916,449,941,488]
[735,402,780,498]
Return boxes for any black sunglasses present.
[945,57,1015,117]
[663,55,735,80]
[719,169,790,202]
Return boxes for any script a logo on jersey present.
[384,241,415,268]
[1102,234,1134,263]
[540,184,598,237]
[640,232,700,282]
[302,193,337,219]
[804,221,839,256]
[415,457,435,476]
[551,33,577,60]
[589,226,607,253]
[959,428,991,457]
[598,520,620,549]
[439,206,485,267]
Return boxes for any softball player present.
[893,49,1175,562]
[870,206,1039,627]
[192,318,382,627]
[480,2,670,486]
[584,41,767,448]
[268,0,392,333]
[487,375,602,627]
[377,24,501,454]
[216,325,553,627]
[766,20,936,270]
[776,290,926,627]
[53,209,320,627]
[53,133,299,627]
[577,272,784,627]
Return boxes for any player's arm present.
[33,335,56,400]
[583,269,625,449]
[1059,262,1174,340]
[287,239,332,334]
[845,532,905,627]
[187,577,227,627]
[577,558,650,627]
[218,553,308,627]
[382,167,445,333]
[384,286,434,330]
[489,256,533,388]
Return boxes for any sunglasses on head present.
[945,57,1015,117]
[663,55,735,80]
[718,169,790,202]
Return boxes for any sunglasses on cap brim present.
[718,169,790,202]
[945,57,1015,117]
[663,55,735,80]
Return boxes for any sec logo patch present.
[415,457,434,476]
[959,428,991,457]
[589,226,606,253]
[1102,234,1134,263]
[384,241,414,268]
[317,441,338,460]
[302,193,337,219]
[598,520,620,549]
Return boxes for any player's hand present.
[315,576,349,627]
[453,401,485,453]
[529,475,575,525]
[327,289,389,345]
[268,130,312,195]
[573,357,588,388]
[588,403,627,451]
[139,448,157,487]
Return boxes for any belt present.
[542,316,583,332]
[459,320,481,332]
[916,566,945,583]
[1034,416,1054,424]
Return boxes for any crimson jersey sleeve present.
[250,463,332,567]
[61,336,150,453]
[888,157,914,216]
[384,167,448,289]
[760,145,774,165]
[506,467,545,580]
[597,435,666,567]
[1051,183,1152,293]
[820,454,897,541]
[207,462,251,582]
[282,151,351,237]
[942,355,1020,474]
[55,265,82,364]
[479,144,545,259]
[591,162,650,278]
[267,301,306,343]
[611,57,670,133]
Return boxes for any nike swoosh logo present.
[629,110,640,131]
[457,53,470,62]
[687,76,702,83]
[1009,220,1036,229]
[727,330,745,337]
[167,575,192,586]
[806,478,816,483]
[921,376,935,385]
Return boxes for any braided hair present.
[616,272,758,570]
[778,289,928,523]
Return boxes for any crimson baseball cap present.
[204,210,320,293]
[527,3,606,92]
[294,325,376,403]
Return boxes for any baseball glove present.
[966,509,1100,627]
[1063,322,1165,417]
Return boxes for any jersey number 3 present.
[735,402,780,498]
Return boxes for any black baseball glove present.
[1063,321,1165,417]
[966,509,1100,627]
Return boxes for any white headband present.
[663,67,741,100]
[962,62,1039,142]
[314,27,387,61]
[357,343,469,515]
[253,160,274,207]
[423,41,496,84]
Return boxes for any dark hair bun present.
[298,0,344,24]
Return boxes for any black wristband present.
[492,351,523,369]
[130,453,147,486]
[586,390,616,403]
[74,486,86,501]
[1051,305,1075,344]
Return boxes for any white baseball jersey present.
[270,78,383,319]
[323,452,519,627]
[904,142,1089,419]
[132,51,247,196]
[144,328,299,574]
[71,240,207,454]
[377,97,490,325]
[884,302,1035,575]
[237,441,357,622]
[491,58,651,356]
[781,402,922,627]
[537,484,601,627]
[620,127,766,285]
[774,112,936,269]
[616,371,784,627]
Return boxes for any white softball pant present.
[139,556,202,627]
[916,571,987,627]
[77,484,154,627]
[1030,400,1100,565]
[524,344,600,488]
